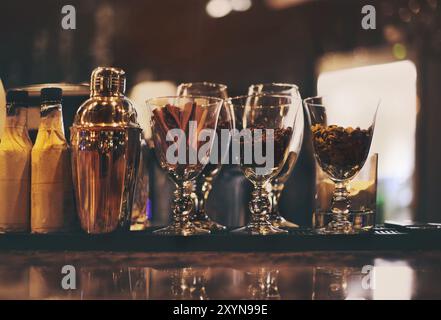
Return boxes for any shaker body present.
[71,127,141,234]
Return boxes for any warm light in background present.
[231,0,253,11]
[129,81,177,140]
[206,0,232,18]
[265,0,312,10]
[318,60,417,221]
[206,0,252,18]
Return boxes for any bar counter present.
[1,250,440,300]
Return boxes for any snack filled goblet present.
[177,82,233,232]
[228,94,302,235]
[248,83,304,229]
[304,96,379,234]
[147,96,223,236]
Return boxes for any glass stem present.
[249,184,271,226]
[172,183,193,227]
[193,178,212,220]
[269,182,284,217]
[331,181,350,224]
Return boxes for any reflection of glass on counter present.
[170,268,209,300]
[314,154,378,232]
[80,267,149,300]
[29,266,80,300]
[0,265,29,299]
[312,266,373,300]
[245,268,281,300]
[28,265,150,300]
[149,268,209,300]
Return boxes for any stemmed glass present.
[304,96,379,234]
[176,82,232,232]
[228,94,302,235]
[147,96,223,236]
[248,83,304,228]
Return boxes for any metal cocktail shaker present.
[71,67,141,234]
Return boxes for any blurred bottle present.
[131,138,152,230]
[0,90,32,233]
[31,88,75,233]
[0,79,6,140]
[207,165,252,227]
[149,148,175,226]
[128,78,176,228]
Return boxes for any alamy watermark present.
[61,265,76,290]
[61,5,76,30]
[162,121,275,176]
[361,5,376,30]
[361,265,376,290]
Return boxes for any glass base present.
[317,220,355,235]
[191,216,227,232]
[313,210,374,234]
[153,223,210,236]
[268,215,299,229]
[232,222,288,236]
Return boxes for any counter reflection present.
[0,252,436,300]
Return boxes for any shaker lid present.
[91,67,126,97]
[72,67,140,129]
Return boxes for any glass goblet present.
[248,83,304,228]
[177,82,232,232]
[229,94,302,235]
[147,96,223,236]
[304,96,379,234]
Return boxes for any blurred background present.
[0,0,440,225]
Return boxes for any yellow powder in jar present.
[31,110,75,233]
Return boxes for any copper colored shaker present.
[71,67,141,234]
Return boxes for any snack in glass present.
[147,96,223,236]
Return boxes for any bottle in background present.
[0,90,32,233]
[0,79,6,140]
[131,138,152,231]
[31,87,75,233]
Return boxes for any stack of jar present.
[0,88,75,233]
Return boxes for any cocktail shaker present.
[71,67,141,234]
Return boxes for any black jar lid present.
[41,87,63,104]
[6,90,29,106]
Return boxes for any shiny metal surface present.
[71,67,141,234]
[0,251,440,300]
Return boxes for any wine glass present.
[248,83,304,228]
[177,82,232,232]
[304,96,379,234]
[147,96,223,236]
[228,94,302,235]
